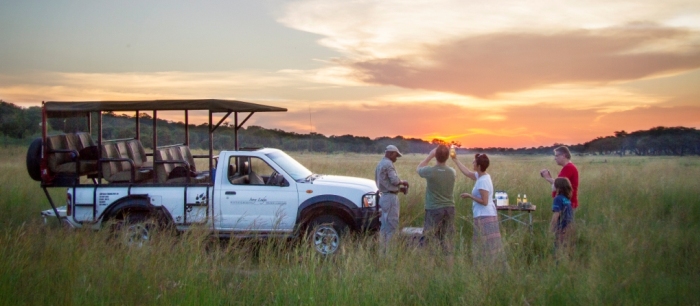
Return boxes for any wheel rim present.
[125,223,150,248]
[313,225,339,255]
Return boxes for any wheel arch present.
[100,195,174,226]
[296,196,357,233]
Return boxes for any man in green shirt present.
[417,145,456,255]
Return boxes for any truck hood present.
[313,175,377,191]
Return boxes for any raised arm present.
[416,148,436,173]
[451,155,476,181]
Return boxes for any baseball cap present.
[385,145,403,157]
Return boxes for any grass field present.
[1,145,699,305]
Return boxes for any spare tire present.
[26,138,42,181]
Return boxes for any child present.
[550,177,574,253]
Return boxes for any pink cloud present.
[351,25,700,97]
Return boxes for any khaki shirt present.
[375,157,401,193]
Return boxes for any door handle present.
[225,191,236,195]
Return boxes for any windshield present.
[266,151,312,181]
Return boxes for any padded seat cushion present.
[155,146,199,184]
[47,133,100,176]
[55,160,98,174]
[248,171,264,185]
[100,141,151,183]
[179,146,196,172]
[127,139,152,168]
[46,135,73,172]
[78,146,99,160]
[106,168,153,183]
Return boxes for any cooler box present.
[494,191,509,206]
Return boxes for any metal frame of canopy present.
[42,99,287,177]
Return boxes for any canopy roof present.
[44,99,287,114]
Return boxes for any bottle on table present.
[517,194,522,206]
[523,194,528,207]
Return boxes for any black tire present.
[26,138,42,181]
[307,215,349,255]
[114,213,156,248]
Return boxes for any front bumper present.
[352,207,381,232]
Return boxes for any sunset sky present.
[2,0,699,148]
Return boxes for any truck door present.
[218,155,298,232]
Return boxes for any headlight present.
[362,193,376,208]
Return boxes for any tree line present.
[1,101,698,155]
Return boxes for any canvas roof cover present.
[44,99,287,114]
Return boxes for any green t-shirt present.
[418,164,456,210]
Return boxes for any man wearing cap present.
[375,145,409,253]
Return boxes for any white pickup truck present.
[31,100,380,255]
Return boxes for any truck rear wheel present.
[114,213,156,248]
[308,215,349,255]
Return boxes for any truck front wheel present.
[308,215,349,255]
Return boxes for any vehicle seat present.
[100,142,152,183]
[228,163,236,178]
[178,145,196,172]
[46,134,97,176]
[154,146,192,184]
[248,169,264,185]
[228,163,247,185]
[127,139,152,168]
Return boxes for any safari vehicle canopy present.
[28,99,286,220]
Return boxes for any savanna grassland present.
[1,145,699,305]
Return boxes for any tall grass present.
[2,147,699,304]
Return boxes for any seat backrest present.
[168,146,184,165]
[126,139,148,168]
[100,142,122,180]
[115,141,132,171]
[171,146,193,172]
[228,163,236,177]
[75,132,95,148]
[249,170,264,185]
[66,133,82,151]
[154,148,174,183]
[46,134,72,172]
[178,145,196,172]
[239,160,250,175]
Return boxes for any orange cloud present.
[350,25,700,97]
[245,99,700,148]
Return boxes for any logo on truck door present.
[231,196,286,205]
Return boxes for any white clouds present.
[276,0,700,112]
[0,70,340,104]
[280,0,700,59]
